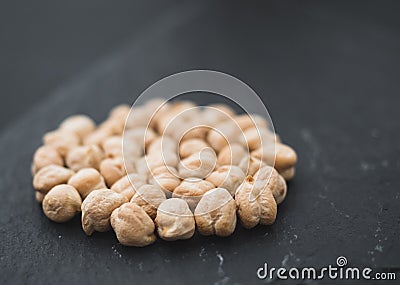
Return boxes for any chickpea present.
[146,151,179,170]
[206,165,245,196]
[172,178,215,210]
[131,184,166,219]
[206,120,244,152]
[33,165,74,194]
[35,191,44,203]
[65,145,104,172]
[238,155,265,176]
[178,148,217,179]
[146,136,176,155]
[155,198,195,241]
[235,175,277,229]
[194,188,236,237]
[59,115,96,139]
[253,165,287,204]
[108,104,130,126]
[110,203,156,247]
[100,157,126,187]
[42,184,82,223]
[43,129,80,157]
[155,101,197,135]
[201,104,235,128]
[148,165,181,196]
[68,168,106,199]
[240,127,277,151]
[233,113,268,131]
[179,138,209,159]
[111,173,146,200]
[102,136,123,158]
[83,127,113,146]
[251,143,297,180]
[217,143,248,166]
[31,145,63,174]
[124,128,157,149]
[81,189,128,235]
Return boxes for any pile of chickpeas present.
[32,99,297,247]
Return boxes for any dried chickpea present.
[43,129,80,157]
[111,173,146,200]
[102,136,123,158]
[178,148,216,179]
[217,143,248,166]
[131,184,166,219]
[235,175,277,228]
[83,125,113,146]
[155,198,195,241]
[65,145,104,172]
[233,113,268,131]
[124,128,157,149]
[42,184,82,223]
[33,165,74,194]
[206,165,245,196]
[253,165,287,204]
[155,101,197,135]
[206,120,244,152]
[35,191,44,203]
[100,157,126,187]
[81,189,128,235]
[240,127,277,151]
[148,165,181,196]
[238,155,265,176]
[251,143,297,180]
[146,136,176,154]
[146,150,179,169]
[111,203,156,247]
[172,178,215,210]
[67,168,106,199]
[194,188,236,237]
[109,104,130,126]
[59,115,96,139]
[179,138,210,159]
[279,167,295,181]
[31,145,63,174]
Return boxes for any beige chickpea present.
[101,136,123,158]
[100,157,127,187]
[179,138,210,159]
[233,113,268,131]
[238,155,265,176]
[155,198,195,241]
[179,122,210,141]
[253,165,287,204]
[235,175,277,229]
[178,148,217,179]
[43,129,80,157]
[194,188,236,237]
[148,165,181,196]
[81,189,128,235]
[65,145,104,172]
[155,101,197,135]
[33,165,74,194]
[206,165,245,196]
[146,136,176,155]
[68,168,106,199]
[279,167,295,181]
[35,191,44,203]
[111,173,146,200]
[124,128,157,149]
[109,104,130,126]
[146,150,179,170]
[206,120,244,152]
[130,184,166,219]
[111,203,156,247]
[59,115,96,139]
[31,145,63,174]
[172,179,215,210]
[201,104,236,129]
[42,184,82,223]
[251,143,297,180]
[240,127,277,151]
[217,143,248,166]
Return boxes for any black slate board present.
[1,1,399,284]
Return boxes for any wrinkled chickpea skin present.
[194,188,237,237]
[155,198,195,241]
[33,165,74,194]
[235,175,277,229]
[31,145,63,174]
[172,178,215,210]
[65,145,104,172]
[81,189,128,235]
[131,184,166,219]
[111,203,156,247]
[68,168,106,199]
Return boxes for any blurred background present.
[1,0,399,129]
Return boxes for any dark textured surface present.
[1,1,400,284]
